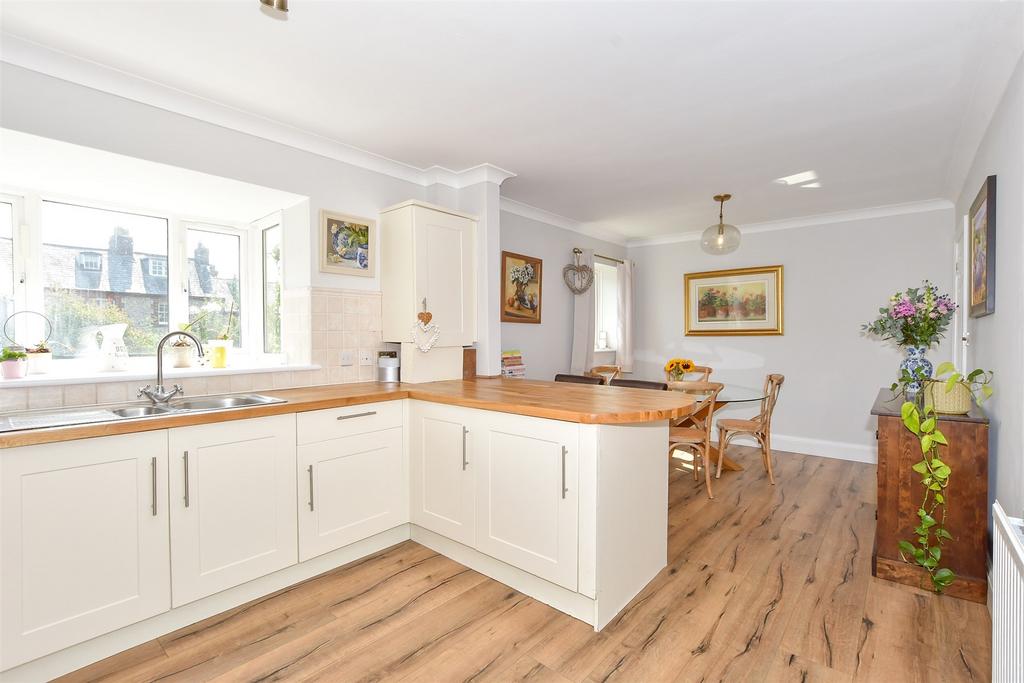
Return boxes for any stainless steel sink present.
[110,405,176,418]
[0,393,287,433]
[169,394,284,412]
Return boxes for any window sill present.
[0,360,321,389]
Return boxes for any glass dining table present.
[667,382,767,472]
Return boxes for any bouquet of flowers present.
[664,358,695,381]
[862,281,955,348]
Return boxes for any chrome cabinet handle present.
[307,464,315,511]
[561,446,568,499]
[337,411,376,421]
[150,456,158,516]
[462,427,469,470]
[183,451,190,508]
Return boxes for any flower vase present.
[899,345,933,395]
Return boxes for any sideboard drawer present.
[297,400,404,445]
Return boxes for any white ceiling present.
[0,129,306,224]
[1,1,1022,240]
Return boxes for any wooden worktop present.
[0,378,699,449]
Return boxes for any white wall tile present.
[63,384,98,407]
[0,388,28,412]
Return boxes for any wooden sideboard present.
[871,388,989,602]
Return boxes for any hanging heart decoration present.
[563,247,594,295]
[411,318,440,352]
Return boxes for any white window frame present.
[593,260,619,352]
[77,252,102,271]
[250,212,285,359]
[0,187,285,365]
[147,257,167,277]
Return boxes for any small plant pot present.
[207,340,233,369]
[1,359,27,379]
[27,351,52,374]
[924,380,973,415]
[171,344,193,368]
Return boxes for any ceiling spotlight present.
[774,170,820,187]
[259,0,288,18]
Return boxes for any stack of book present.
[501,349,526,378]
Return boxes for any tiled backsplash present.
[0,288,386,412]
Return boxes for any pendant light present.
[259,0,289,17]
[700,193,741,255]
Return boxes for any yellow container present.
[924,380,972,415]
[207,340,232,369]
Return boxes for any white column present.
[455,180,504,376]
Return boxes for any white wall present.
[499,211,626,381]
[629,207,954,462]
[0,63,427,292]
[955,56,1024,517]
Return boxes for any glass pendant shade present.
[700,221,741,255]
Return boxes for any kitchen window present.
[594,261,619,351]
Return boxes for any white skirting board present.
[725,432,876,464]
[0,526,412,683]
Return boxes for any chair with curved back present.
[717,374,785,484]
[665,365,714,383]
[586,365,621,384]
[554,373,605,385]
[608,378,668,391]
[668,382,723,499]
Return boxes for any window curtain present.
[569,249,596,374]
[615,259,635,373]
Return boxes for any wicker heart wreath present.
[563,247,594,295]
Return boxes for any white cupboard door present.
[475,414,579,590]
[298,427,405,561]
[409,401,475,546]
[412,206,476,346]
[169,415,297,607]
[1,432,170,670]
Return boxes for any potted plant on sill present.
[1,348,28,379]
[26,341,52,374]
[862,280,956,396]
[208,302,236,370]
[170,309,217,368]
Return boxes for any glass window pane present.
[42,201,168,358]
[263,225,282,354]
[186,228,241,346]
[0,202,14,332]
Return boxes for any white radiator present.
[993,501,1024,683]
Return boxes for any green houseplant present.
[1,348,28,379]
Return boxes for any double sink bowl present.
[0,394,286,433]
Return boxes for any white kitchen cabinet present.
[381,200,477,348]
[168,414,297,606]
[409,401,477,546]
[0,432,170,670]
[298,425,405,562]
[474,412,580,590]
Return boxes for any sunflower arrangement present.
[664,358,696,381]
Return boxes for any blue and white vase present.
[899,345,933,395]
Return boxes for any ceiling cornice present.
[626,198,954,248]
[0,32,515,190]
[499,197,628,246]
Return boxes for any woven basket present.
[924,380,973,415]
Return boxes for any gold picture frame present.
[500,251,543,324]
[319,210,375,278]
[684,265,784,336]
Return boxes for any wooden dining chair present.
[664,365,714,383]
[586,365,621,384]
[717,374,785,484]
[668,382,723,499]
[608,378,668,391]
[554,373,605,385]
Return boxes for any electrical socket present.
[358,349,374,366]
[339,350,354,367]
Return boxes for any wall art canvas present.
[501,251,542,323]
[320,210,375,277]
[969,175,996,318]
[684,265,783,335]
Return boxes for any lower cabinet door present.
[475,412,580,590]
[409,401,476,547]
[169,414,298,607]
[298,427,405,561]
[0,432,170,670]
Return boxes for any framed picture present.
[684,265,784,336]
[501,251,542,323]
[320,210,375,277]
[969,175,996,318]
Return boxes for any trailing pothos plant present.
[891,363,993,594]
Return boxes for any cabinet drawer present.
[296,400,404,445]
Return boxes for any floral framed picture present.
[320,210,375,277]
[968,175,996,318]
[684,265,783,336]
[501,251,542,324]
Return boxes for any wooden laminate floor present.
[59,447,991,683]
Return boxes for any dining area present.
[553,362,784,499]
